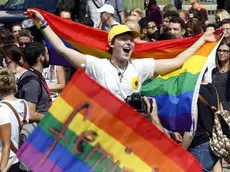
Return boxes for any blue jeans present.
[189,142,219,172]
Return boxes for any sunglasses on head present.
[19,42,30,47]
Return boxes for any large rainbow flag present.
[17,69,202,172]
[30,9,221,132]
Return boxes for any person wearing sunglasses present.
[17,29,32,54]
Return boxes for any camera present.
[125,93,153,120]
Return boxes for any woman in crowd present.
[144,0,163,30]
[0,68,29,172]
[43,65,66,102]
[1,44,27,82]
[212,39,230,111]
[186,69,230,171]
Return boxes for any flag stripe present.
[59,74,201,171]
[26,126,116,172]
[40,111,153,171]
[49,96,182,171]
[153,91,193,116]
[18,142,64,172]
[159,113,192,131]
[142,74,199,97]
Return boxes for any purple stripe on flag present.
[17,142,63,172]
[159,113,192,132]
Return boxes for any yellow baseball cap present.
[108,24,140,43]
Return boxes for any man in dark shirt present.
[18,42,50,121]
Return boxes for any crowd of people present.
[0,0,229,171]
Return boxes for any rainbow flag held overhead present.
[29,9,222,132]
[17,69,202,172]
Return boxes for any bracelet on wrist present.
[40,23,49,29]
[39,19,48,29]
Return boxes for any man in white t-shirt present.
[97,4,119,31]
[27,9,219,131]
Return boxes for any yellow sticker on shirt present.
[131,77,140,90]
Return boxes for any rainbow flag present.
[31,9,221,132]
[17,69,202,172]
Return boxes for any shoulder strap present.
[22,100,27,123]
[0,102,21,153]
[198,94,217,113]
[1,102,21,129]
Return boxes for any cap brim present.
[124,30,140,39]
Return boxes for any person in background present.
[188,74,230,171]
[189,0,208,22]
[162,11,179,33]
[204,23,218,33]
[87,0,104,28]
[162,4,178,14]
[1,44,27,81]
[97,4,119,31]
[43,65,66,102]
[129,8,144,21]
[0,68,29,172]
[59,10,72,20]
[17,29,33,54]
[105,0,125,24]
[212,39,230,111]
[144,0,163,30]
[179,10,189,24]
[10,24,22,43]
[215,9,230,25]
[125,21,147,43]
[157,32,176,41]
[125,15,140,23]
[17,42,51,122]
[168,16,186,38]
[0,28,14,47]
[174,0,183,10]
[139,17,159,42]
[220,19,230,39]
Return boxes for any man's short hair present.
[220,18,230,26]
[17,29,33,41]
[170,16,185,30]
[163,11,179,19]
[24,42,46,67]
[205,23,218,31]
[129,8,144,18]
[157,32,176,40]
[138,17,150,29]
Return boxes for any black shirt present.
[190,83,230,149]
[212,68,230,111]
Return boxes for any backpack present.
[1,101,37,171]
[16,75,43,102]
[199,89,230,158]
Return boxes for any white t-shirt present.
[0,99,29,165]
[43,65,58,87]
[86,55,155,100]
